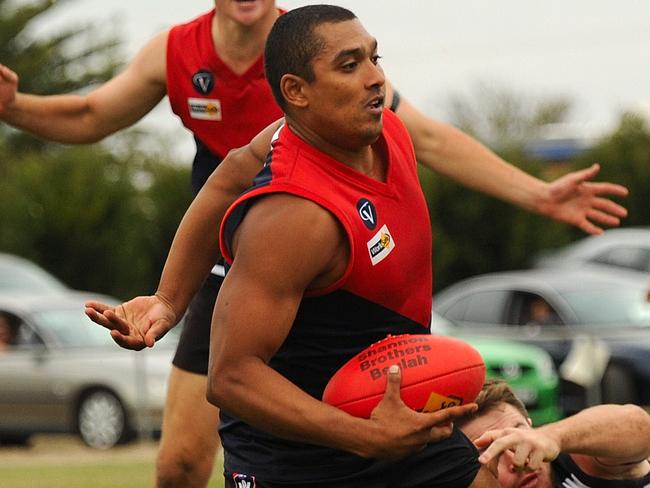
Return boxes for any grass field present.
[0,435,225,488]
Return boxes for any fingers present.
[583,181,629,199]
[84,300,112,314]
[382,364,403,403]
[110,329,146,351]
[591,195,628,218]
[0,64,18,83]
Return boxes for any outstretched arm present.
[85,120,281,349]
[0,30,168,143]
[475,404,650,477]
[394,93,628,234]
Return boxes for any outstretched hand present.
[365,365,477,460]
[540,163,628,235]
[85,294,178,350]
[0,64,18,113]
[474,427,560,475]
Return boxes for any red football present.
[322,334,485,418]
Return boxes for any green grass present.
[0,462,225,488]
[0,435,225,488]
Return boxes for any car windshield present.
[0,261,66,292]
[561,288,650,327]
[33,308,117,347]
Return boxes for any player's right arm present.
[0,30,169,143]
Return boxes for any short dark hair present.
[456,379,530,427]
[264,4,357,110]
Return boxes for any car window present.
[591,247,650,273]
[0,310,45,349]
[509,292,564,326]
[32,308,116,347]
[561,289,650,327]
[442,290,509,325]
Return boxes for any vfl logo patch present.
[422,392,463,412]
[188,98,222,120]
[357,198,377,230]
[232,473,256,488]
[367,224,395,266]
[192,69,214,94]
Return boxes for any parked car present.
[0,292,177,449]
[430,312,560,425]
[432,268,650,413]
[0,252,68,293]
[534,227,650,276]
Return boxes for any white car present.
[534,227,650,275]
[0,292,177,449]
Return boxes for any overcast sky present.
[26,0,650,161]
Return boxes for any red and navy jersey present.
[166,10,283,192]
[216,111,473,482]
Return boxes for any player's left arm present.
[474,404,650,475]
[387,83,628,235]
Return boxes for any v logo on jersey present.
[357,198,377,230]
[192,69,215,94]
[232,473,256,488]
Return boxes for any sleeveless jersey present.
[552,454,650,488]
[218,110,479,484]
[166,10,283,192]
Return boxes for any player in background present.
[458,380,650,488]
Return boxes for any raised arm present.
[0,30,169,143]
[392,91,628,234]
[85,120,280,349]
[475,404,650,477]
[155,120,281,317]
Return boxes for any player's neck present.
[286,117,388,182]
[211,9,278,75]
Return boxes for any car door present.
[0,314,69,433]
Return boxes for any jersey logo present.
[367,224,395,266]
[422,392,463,412]
[192,69,214,94]
[232,473,256,488]
[357,198,377,230]
[188,98,222,120]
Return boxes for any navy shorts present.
[223,426,480,488]
[172,273,224,375]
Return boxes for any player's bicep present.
[85,31,168,133]
[211,194,345,364]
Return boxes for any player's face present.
[216,0,276,26]
[461,404,553,488]
[302,19,386,150]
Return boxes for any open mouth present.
[367,95,385,111]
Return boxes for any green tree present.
[0,0,193,299]
[0,0,122,153]
[577,112,650,227]
[425,84,579,291]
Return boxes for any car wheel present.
[77,390,132,449]
[601,364,638,404]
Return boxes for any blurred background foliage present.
[0,0,192,299]
[0,0,647,299]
